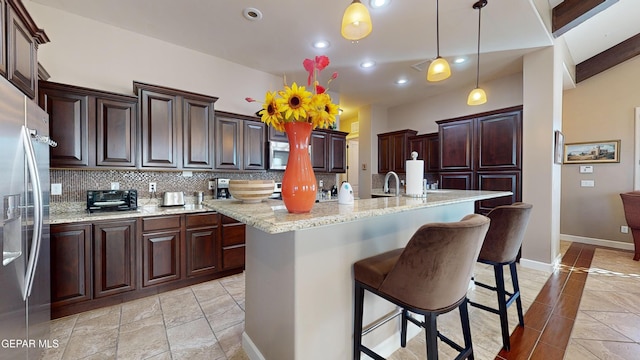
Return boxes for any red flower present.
[315,55,330,71]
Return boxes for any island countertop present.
[202,189,511,234]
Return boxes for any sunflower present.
[278,82,312,121]
[309,93,339,129]
[259,91,283,129]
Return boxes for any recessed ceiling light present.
[370,0,391,8]
[360,61,376,68]
[395,78,408,85]
[313,40,330,49]
[243,7,263,21]
[454,57,466,64]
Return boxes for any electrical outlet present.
[208,181,215,190]
[51,183,62,196]
[149,182,157,193]
[319,180,324,188]
[110,182,119,190]
[621,225,629,234]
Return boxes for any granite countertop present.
[202,189,511,234]
[49,204,213,224]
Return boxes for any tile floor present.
[40,241,640,360]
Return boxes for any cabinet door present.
[476,171,521,214]
[0,0,6,77]
[39,88,93,167]
[50,223,92,306]
[96,98,137,167]
[244,121,266,170]
[186,227,218,277]
[439,172,473,190]
[426,134,440,173]
[7,6,36,98]
[93,220,136,298]
[140,90,179,168]
[476,111,522,170]
[268,126,288,142]
[215,116,242,170]
[391,133,409,173]
[142,230,181,286]
[183,97,214,169]
[329,133,346,173]
[378,134,391,173]
[440,119,474,171]
[310,131,328,172]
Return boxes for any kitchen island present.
[203,190,511,360]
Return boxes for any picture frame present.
[554,130,564,164]
[563,140,620,164]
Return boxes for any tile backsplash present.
[50,169,338,204]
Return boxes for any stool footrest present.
[468,299,500,315]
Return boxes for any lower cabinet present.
[93,219,136,298]
[50,211,245,319]
[50,223,92,306]
[141,215,182,287]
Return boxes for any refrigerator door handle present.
[21,125,43,300]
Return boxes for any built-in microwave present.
[269,141,289,170]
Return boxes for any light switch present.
[579,165,594,173]
[581,180,595,187]
[51,183,62,195]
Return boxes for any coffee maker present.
[213,178,231,199]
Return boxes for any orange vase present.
[282,121,317,213]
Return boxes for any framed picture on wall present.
[563,140,620,164]
[554,131,564,164]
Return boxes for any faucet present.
[383,171,400,196]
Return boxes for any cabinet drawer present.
[222,245,245,270]
[142,215,181,232]
[222,224,245,246]
[186,212,218,228]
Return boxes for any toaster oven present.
[87,190,138,213]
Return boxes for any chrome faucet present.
[383,171,400,196]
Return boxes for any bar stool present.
[619,192,640,261]
[468,202,532,351]
[353,214,490,360]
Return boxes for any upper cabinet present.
[378,129,417,174]
[311,129,347,173]
[134,82,218,170]
[39,81,138,168]
[214,111,266,171]
[408,132,439,174]
[5,0,49,99]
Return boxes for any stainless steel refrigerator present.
[0,76,54,359]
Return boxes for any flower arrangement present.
[246,55,339,132]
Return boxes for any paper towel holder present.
[411,151,418,160]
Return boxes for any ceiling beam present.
[552,0,618,37]
[576,33,640,83]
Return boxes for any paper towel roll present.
[405,160,424,196]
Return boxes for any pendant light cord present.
[475,5,481,88]
[436,0,440,57]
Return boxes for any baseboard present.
[519,254,560,273]
[561,234,635,251]
[366,321,422,359]
[242,332,265,360]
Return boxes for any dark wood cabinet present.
[182,96,214,168]
[215,111,266,171]
[93,219,136,298]
[408,132,439,174]
[0,0,6,77]
[378,129,417,173]
[135,82,218,170]
[185,212,219,277]
[5,0,49,99]
[220,215,246,271]
[39,81,138,168]
[141,215,181,287]
[50,223,92,306]
[328,132,347,173]
[268,126,288,142]
[437,106,523,213]
[310,131,328,172]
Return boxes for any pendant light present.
[341,0,372,41]
[427,0,451,82]
[467,0,488,105]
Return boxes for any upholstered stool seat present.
[353,214,490,360]
[468,202,532,351]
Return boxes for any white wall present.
[25,1,281,116]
